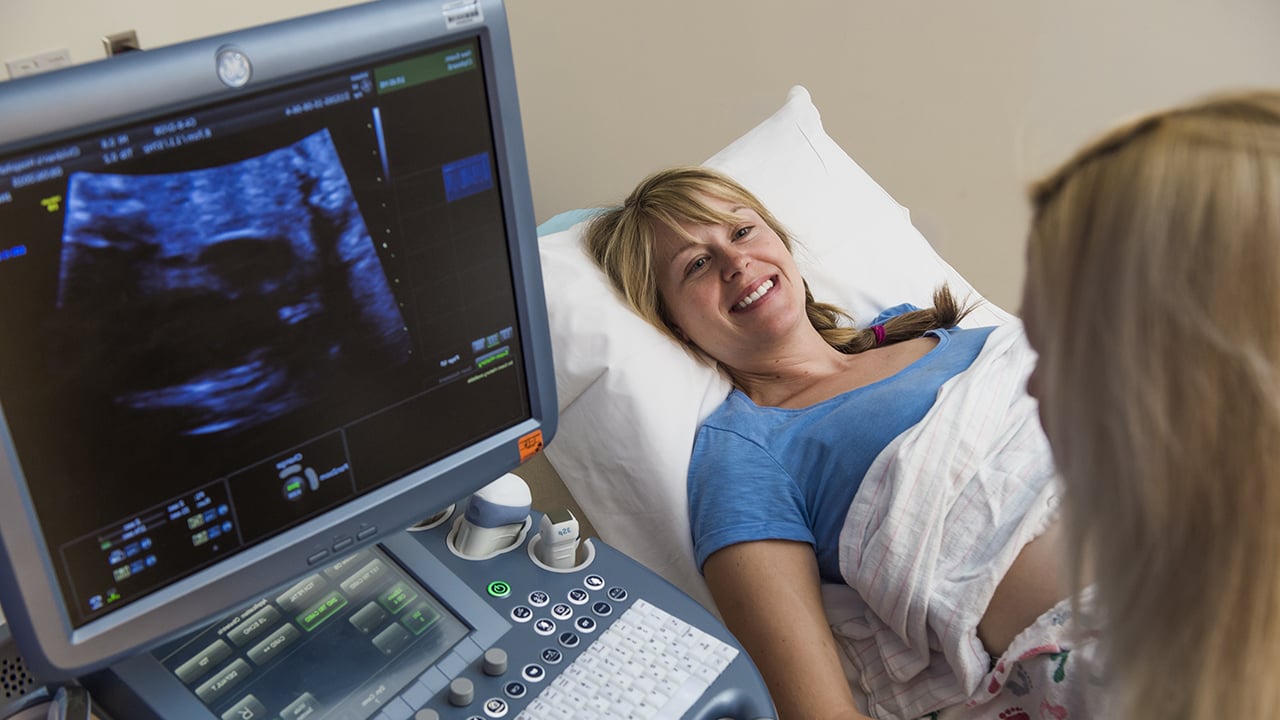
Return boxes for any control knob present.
[447,677,474,707]
[482,647,508,676]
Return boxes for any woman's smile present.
[732,277,777,312]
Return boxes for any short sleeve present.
[687,425,815,571]
[869,303,922,326]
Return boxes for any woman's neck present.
[731,342,858,408]
[734,335,939,409]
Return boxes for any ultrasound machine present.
[0,1,775,717]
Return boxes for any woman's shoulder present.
[691,393,788,468]
[697,390,812,445]
[868,303,921,326]
[702,389,768,425]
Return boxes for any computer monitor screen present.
[0,0,555,679]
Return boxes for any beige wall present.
[3,0,1279,310]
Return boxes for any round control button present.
[414,710,441,720]
[592,601,613,616]
[607,586,628,602]
[583,574,605,590]
[558,632,580,648]
[521,663,546,682]
[533,618,556,636]
[486,581,511,599]
[504,681,527,699]
[528,590,550,607]
[510,605,533,623]
[540,648,563,664]
[566,588,590,605]
[574,616,597,633]
[550,603,573,620]
[482,698,508,718]
[448,677,475,706]
[482,648,508,676]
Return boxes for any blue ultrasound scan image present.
[53,129,411,438]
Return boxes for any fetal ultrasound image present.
[52,129,411,439]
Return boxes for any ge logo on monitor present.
[215,46,252,88]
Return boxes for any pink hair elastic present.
[871,324,886,346]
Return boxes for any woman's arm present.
[703,539,872,720]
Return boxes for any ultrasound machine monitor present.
[0,0,556,682]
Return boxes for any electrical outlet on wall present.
[5,48,72,79]
[103,30,141,57]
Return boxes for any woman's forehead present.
[657,200,761,247]
[691,191,750,217]
[650,221,701,261]
[665,198,751,233]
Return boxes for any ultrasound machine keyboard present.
[515,599,738,720]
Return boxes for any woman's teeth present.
[735,279,774,310]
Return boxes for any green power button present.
[486,581,511,598]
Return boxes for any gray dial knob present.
[447,677,474,706]
[413,710,441,720]
[482,647,508,676]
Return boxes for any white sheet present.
[826,321,1060,718]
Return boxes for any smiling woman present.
[586,168,966,394]
[584,166,1098,720]
[650,194,815,384]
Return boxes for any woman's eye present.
[687,257,708,275]
[733,226,752,240]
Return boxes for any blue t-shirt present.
[688,306,995,581]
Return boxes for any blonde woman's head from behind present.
[1024,89,1280,718]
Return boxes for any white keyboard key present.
[692,663,720,685]
[614,672,635,691]
[658,675,711,719]
[632,675,656,695]
[666,663,692,685]
[589,666,612,688]
[632,697,659,718]
[622,686,646,706]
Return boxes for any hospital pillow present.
[537,85,1013,609]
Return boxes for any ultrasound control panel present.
[82,501,776,720]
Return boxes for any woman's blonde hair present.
[1026,90,1280,718]
[584,166,969,374]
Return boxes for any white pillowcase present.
[537,85,1012,608]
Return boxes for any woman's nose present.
[721,247,749,280]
